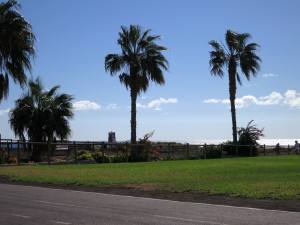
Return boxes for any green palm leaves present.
[0,0,35,102]
[209,30,261,143]
[105,25,168,143]
[9,78,74,142]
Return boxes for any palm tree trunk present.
[228,60,238,144]
[130,89,137,144]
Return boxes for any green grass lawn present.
[0,155,300,200]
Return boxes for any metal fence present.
[0,138,298,165]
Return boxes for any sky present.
[0,0,300,142]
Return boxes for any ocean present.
[188,139,299,146]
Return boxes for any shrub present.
[92,151,110,163]
[110,155,128,163]
[222,121,264,157]
[129,131,155,162]
[0,152,6,164]
[204,145,222,159]
[7,156,18,164]
[238,120,264,146]
[222,141,237,156]
[150,146,162,161]
[0,152,18,164]
[129,145,151,162]
[222,141,258,157]
[77,150,93,161]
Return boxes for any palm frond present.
[47,85,60,97]
[225,30,239,54]
[105,25,168,94]
[119,73,131,90]
[105,54,125,75]
[0,73,9,100]
[0,0,35,102]
[9,78,73,142]
[209,40,226,76]
[240,42,261,80]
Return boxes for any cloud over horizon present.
[262,73,278,78]
[0,108,10,116]
[73,100,101,111]
[137,97,178,111]
[204,90,300,109]
[105,103,119,110]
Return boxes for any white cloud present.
[203,99,221,104]
[73,100,101,111]
[137,97,178,110]
[204,90,300,109]
[262,73,278,78]
[284,90,300,108]
[0,108,10,116]
[106,103,119,110]
[257,92,283,105]
[235,95,258,108]
[136,102,147,109]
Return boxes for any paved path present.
[0,183,299,225]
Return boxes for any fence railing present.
[0,138,298,165]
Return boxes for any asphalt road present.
[0,183,299,225]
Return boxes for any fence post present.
[17,140,20,165]
[7,140,10,158]
[167,143,171,160]
[220,144,223,158]
[147,143,151,161]
[203,144,207,160]
[125,143,129,162]
[186,143,190,159]
[235,144,238,157]
[288,145,290,155]
[250,145,253,157]
[10,139,13,157]
[47,141,51,165]
[73,141,78,164]
[102,144,105,158]
[263,144,266,156]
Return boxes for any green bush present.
[91,151,128,164]
[204,146,222,159]
[92,151,110,163]
[0,153,6,164]
[77,150,93,161]
[129,131,156,162]
[110,155,128,163]
[222,141,258,157]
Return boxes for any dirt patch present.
[0,176,299,212]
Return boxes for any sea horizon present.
[187,138,300,146]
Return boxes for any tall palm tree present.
[9,78,73,161]
[105,25,168,144]
[209,30,261,143]
[0,0,35,102]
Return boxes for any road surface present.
[0,183,299,225]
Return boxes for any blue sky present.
[0,0,300,142]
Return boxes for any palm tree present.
[209,30,261,143]
[0,0,35,102]
[9,78,73,161]
[105,25,168,144]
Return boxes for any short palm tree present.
[209,30,261,143]
[0,0,35,102]
[105,25,168,143]
[10,78,73,161]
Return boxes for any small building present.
[108,132,116,143]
